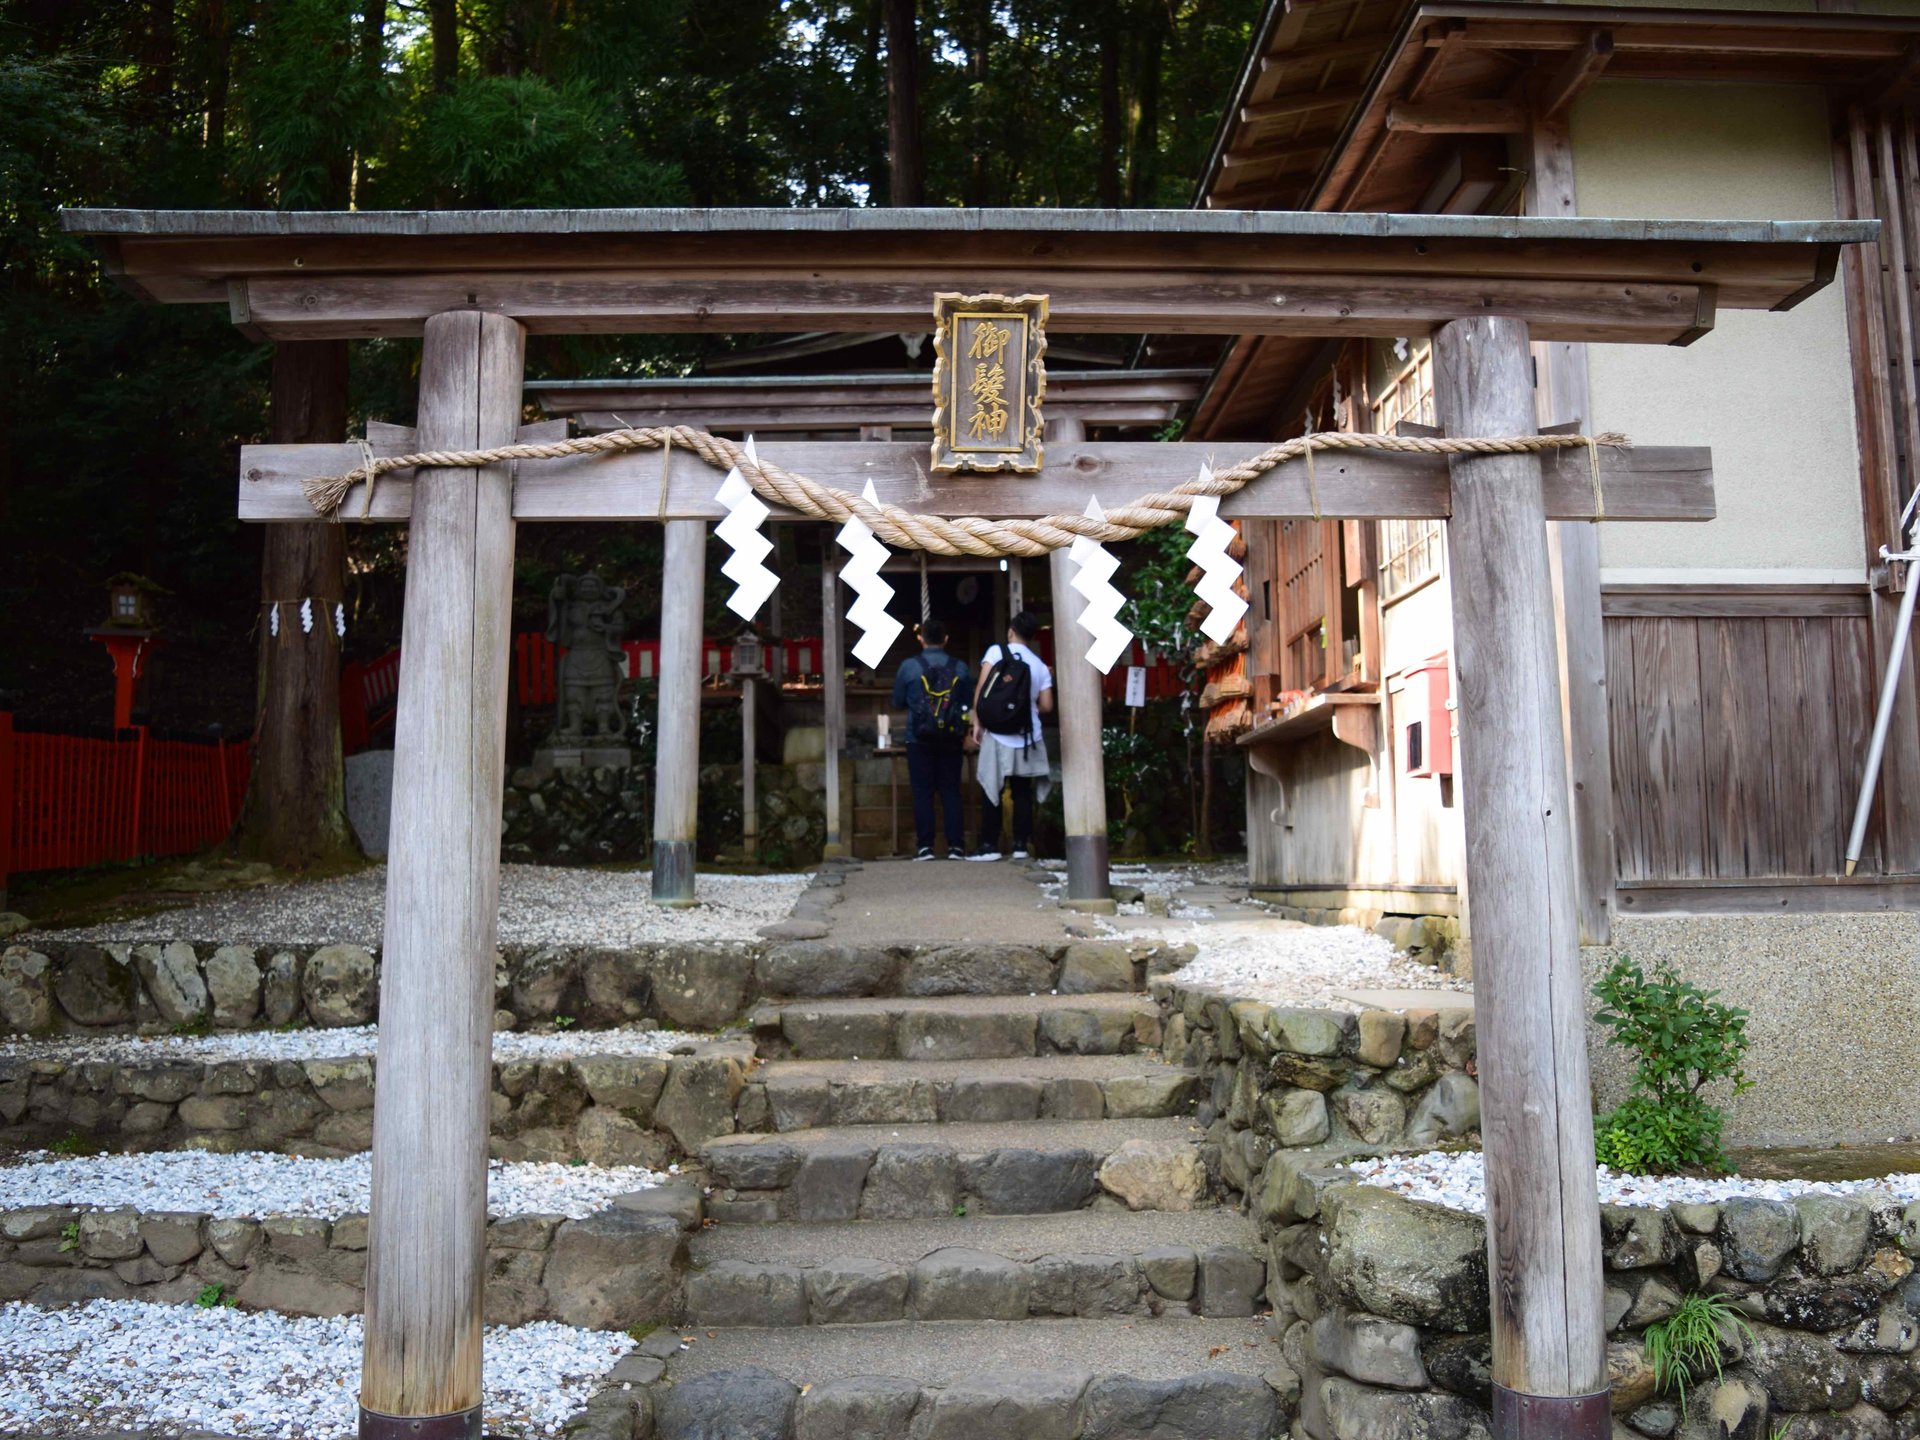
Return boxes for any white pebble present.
[1,1023,704,1067]
[1155,922,1469,1012]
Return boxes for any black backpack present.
[911,659,970,744]
[977,651,1033,738]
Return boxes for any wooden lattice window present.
[1372,345,1443,602]
[1276,518,1326,692]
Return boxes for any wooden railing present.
[0,713,251,891]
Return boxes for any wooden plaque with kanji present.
[930,292,1048,473]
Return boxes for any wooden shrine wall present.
[1602,588,1888,886]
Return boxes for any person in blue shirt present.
[891,618,972,860]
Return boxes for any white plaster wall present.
[1573,81,1868,582]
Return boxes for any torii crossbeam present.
[62,205,1872,1440]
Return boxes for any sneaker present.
[1011,847,1030,860]
[913,846,937,862]
[967,847,1003,862]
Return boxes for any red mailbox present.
[1393,655,1453,778]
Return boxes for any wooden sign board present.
[931,292,1047,473]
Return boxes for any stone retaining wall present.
[0,933,1193,1038]
[1261,1157,1920,1440]
[1150,977,1482,1194]
[0,1183,698,1332]
[2,1041,755,1160]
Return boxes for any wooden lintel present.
[1535,28,1614,120]
[227,272,1719,344]
[234,437,1715,525]
[1386,99,1529,134]
[1241,86,1368,125]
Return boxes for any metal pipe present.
[1846,491,1920,875]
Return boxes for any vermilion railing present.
[0,713,252,891]
[510,633,822,710]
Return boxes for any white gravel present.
[42,864,809,946]
[0,1151,665,1220]
[0,1023,704,1066]
[0,1299,630,1438]
[1348,1149,1920,1213]
[1154,921,1470,1010]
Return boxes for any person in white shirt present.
[967,610,1055,861]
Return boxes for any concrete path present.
[824,856,1083,945]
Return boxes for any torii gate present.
[65,206,1868,1440]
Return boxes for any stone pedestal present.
[534,746,632,771]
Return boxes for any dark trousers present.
[907,742,965,851]
[980,774,1035,851]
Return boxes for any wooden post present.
[0,710,13,910]
[821,540,847,858]
[361,309,524,1440]
[741,675,757,860]
[1529,111,1614,945]
[1044,416,1112,909]
[652,520,706,905]
[1432,314,1608,1436]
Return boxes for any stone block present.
[116,1063,199,1103]
[1096,1138,1206,1212]
[795,1376,922,1440]
[908,1372,1090,1440]
[1272,1008,1349,1058]
[544,1210,686,1331]
[1745,1322,1861,1411]
[1265,1088,1332,1148]
[782,1006,895,1059]
[578,948,650,1025]
[944,1077,1042,1123]
[1310,1307,1429,1389]
[1042,1077,1106,1120]
[302,944,377,1027]
[261,952,302,1026]
[236,1261,364,1317]
[1028,1252,1144,1316]
[313,1110,374,1152]
[138,1212,205,1267]
[1600,1206,1679,1269]
[1139,1245,1197,1302]
[133,942,209,1027]
[1038,1007,1135,1056]
[860,1144,957,1219]
[909,1246,1030,1320]
[757,943,897,999]
[649,945,753,1030]
[833,1077,937,1126]
[1,1207,75,1243]
[655,1366,797,1440]
[1797,1194,1873,1276]
[1102,1071,1194,1120]
[686,1260,807,1328]
[1353,1012,1406,1068]
[79,1210,143,1261]
[571,1055,669,1124]
[962,1148,1099,1215]
[1320,1378,1492,1440]
[1406,1074,1480,1148]
[203,945,262,1028]
[901,945,1054,997]
[899,1008,1036,1061]
[1080,1374,1282,1440]
[53,945,139,1026]
[791,1141,875,1222]
[178,1094,246,1131]
[1058,943,1135,995]
[706,1140,803,1191]
[331,1214,369,1250]
[655,1056,743,1151]
[207,1217,259,1267]
[1196,1246,1266,1317]
[804,1256,910,1324]
[1420,1332,1492,1402]
[1719,1197,1800,1282]
[0,947,53,1034]
[1333,1086,1407,1146]
[511,947,577,1020]
[303,1057,375,1111]
[263,1216,330,1261]
[766,1076,832,1131]
[576,1107,673,1169]
[1320,1185,1489,1331]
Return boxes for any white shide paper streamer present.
[1184,473,1249,645]
[1068,497,1135,674]
[837,480,904,669]
[714,436,780,621]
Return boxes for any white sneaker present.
[1011,848,1030,860]
[913,847,937,862]
[967,848,1003,862]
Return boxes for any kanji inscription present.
[931,292,1047,473]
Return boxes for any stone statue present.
[546,573,627,744]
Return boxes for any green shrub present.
[1592,957,1751,1175]
[1643,1291,1753,1414]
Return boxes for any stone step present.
[769,993,1159,1061]
[754,937,1193,1001]
[755,1054,1198,1129]
[699,1117,1212,1222]
[685,1207,1267,1326]
[644,1318,1287,1439]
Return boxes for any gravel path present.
[39,865,808,946]
[1152,921,1470,1010]
[0,1151,665,1219]
[0,1299,631,1438]
[0,1023,704,1066]
[1349,1149,1920,1213]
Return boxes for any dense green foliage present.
[1592,957,1753,1175]
[0,1,1258,733]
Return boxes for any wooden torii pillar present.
[1044,415,1112,908]
[73,205,1865,1440]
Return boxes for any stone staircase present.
[644,901,1291,1440]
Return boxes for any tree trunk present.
[858,0,889,201]
[885,0,923,206]
[202,0,230,154]
[430,0,459,92]
[234,342,355,870]
[1128,2,1165,205]
[1097,15,1123,208]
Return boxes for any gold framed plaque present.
[930,292,1048,473]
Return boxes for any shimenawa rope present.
[300,424,1629,558]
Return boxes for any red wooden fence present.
[510,633,823,709]
[340,648,402,754]
[0,714,251,890]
